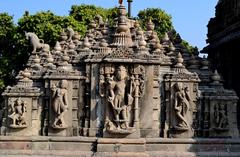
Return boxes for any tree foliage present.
[70,4,118,28]
[70,4,107,24]
[0,13,16,93]
[18,11,86,45]
[0,11,87,99]
[138,8,173,38]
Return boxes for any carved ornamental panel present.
[99,64,145,136]
[8,98,28,128]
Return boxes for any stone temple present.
[0,3,240,157]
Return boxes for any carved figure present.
[214,103,228,129]
[106,65,132,129]
[99,64,145,135]
[25,32,45,53]
[105,119,116,131]
[65,27,74,42]
[51,80,69,128]
[8,98,27,128]
[174,83,190,130]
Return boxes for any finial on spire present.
[119,0,123,5]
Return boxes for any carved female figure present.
[174,83,190,129]
[214,103,228,129]
[51,80,69,128]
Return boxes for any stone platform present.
[0,136,240,157]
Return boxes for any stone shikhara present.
[0,3,239,157]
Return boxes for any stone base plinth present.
[1,136,240,156]
[103,129,140,139]
[140,129,160,138]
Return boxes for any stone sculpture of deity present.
[105,65,134,132]
[214,103,228,130]
[8,98,27,128]
[174,82,190,130]
[51,80,69,128]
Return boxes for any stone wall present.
[0,3,239,157]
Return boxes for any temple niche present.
[99,64,145,137]
[0,2,239,157]
[51,80,69,129]
[8,98,27,128]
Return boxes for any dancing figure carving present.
[214,103,228,130]
[174,83,190,130]
[8,98,27,128]
[51,80,69,129]
[106,66,133,130]
[99,64,145,135]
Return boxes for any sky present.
[0,0,218,50]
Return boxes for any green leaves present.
[137,8,194,52]
[17,11,84,45]
[0,13,15,38]
[138,8,173,38]
[70,4,107,23]
[69,4,119,29]
[0,13,17,93]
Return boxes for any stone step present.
[0,137,240,157]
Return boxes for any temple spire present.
[118,0,132,17]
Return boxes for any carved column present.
[131,64,146,130]
[152,65,160,134]
[133,74,140,128]
[81,63,91,136]
[88,63,100,137]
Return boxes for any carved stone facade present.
[0,3,239,156]
[1,69,41,136]
[97,64,146,138]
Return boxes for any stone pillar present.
[139,65,160,137]
[152,65,161,134]
[127,0,133,17]
[88,63,100,137]
[80,63,91,137]
[133,75,140,128]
